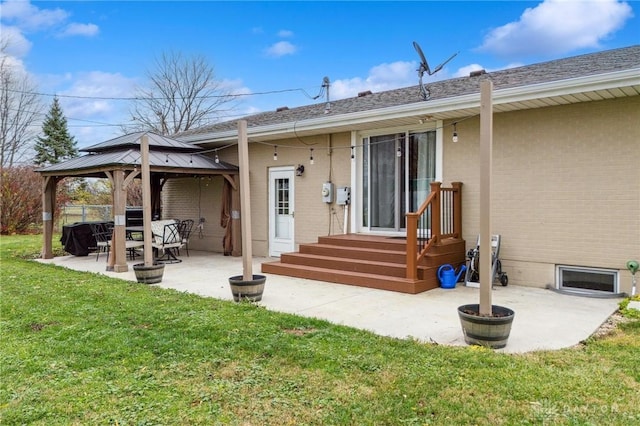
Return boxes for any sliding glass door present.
[363,131,436,232]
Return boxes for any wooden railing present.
[405,182,462,280]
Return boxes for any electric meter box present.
[322,182,334,203]
[336,187,351,205]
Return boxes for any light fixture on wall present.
[310,148,314,165]
[273,145,278,161]
[452,122,459,143]
[296,164,305,176]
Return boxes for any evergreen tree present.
[34,97,78,165]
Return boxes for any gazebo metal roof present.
[37,131,238,178]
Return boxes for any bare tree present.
[0,37,43,168]
[126,51,236,136]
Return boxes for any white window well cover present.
[556,265,618,294]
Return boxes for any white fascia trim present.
[184,68,640,145]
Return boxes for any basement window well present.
[556,265,618,294]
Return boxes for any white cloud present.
[60,23,99,38]
[478,0,633,57]
[0,0,99,38]
[278,29,294,38]
[453,64,486,78]
[452,62,523,78]
[0,25,32,58]
[330,61,418,99]
[44,71,139,147]
[0,0,68,31]
[220,78,251,96]
[265,41,297,57]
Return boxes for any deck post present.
[479,80,493,315]
[406,213,418,279]
[237,120,253,280]
[452,181,463,238]
[430,181,441,242]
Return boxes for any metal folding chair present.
[177,219,195,256]
[89,222,113,262]
[151,221,183,263]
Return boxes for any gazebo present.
[37,131,240,272]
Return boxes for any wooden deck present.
[261,234,466,294]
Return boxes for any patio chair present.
[177,219,195,256]
[151,220,183,263]
[89,222,113,262]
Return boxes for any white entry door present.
[268,167,295,257]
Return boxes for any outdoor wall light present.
[296,164,305,176]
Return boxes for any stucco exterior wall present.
[443,96,640,293]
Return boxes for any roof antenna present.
[413,41,458,100]
[322,76,331,113]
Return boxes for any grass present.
[1,234,639,425]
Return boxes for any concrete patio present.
[37,250,622,354]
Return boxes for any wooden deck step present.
[261,261,438,294]
[280,252,408,278]
[260,233,466,294]
[299,243,407,264]
[317,234,408,251]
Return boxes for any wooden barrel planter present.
[133,263,165,284]
[457,304,515,349]
[228,274,266,302]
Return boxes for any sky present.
[1,0,638,148]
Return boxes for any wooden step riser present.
[299,244,406,264]
[281,253,407,278]
[261,262,440,294]
[299,243,465,268]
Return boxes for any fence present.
[60,204,113,226]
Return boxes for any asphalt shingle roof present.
[179,45,640,137]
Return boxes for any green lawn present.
[1,234,639,425]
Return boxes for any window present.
[556,265,618,294]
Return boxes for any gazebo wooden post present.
[41,176,57,259]
[112,169,128,272]
[141,134,154,267]
[231,174,242,257]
